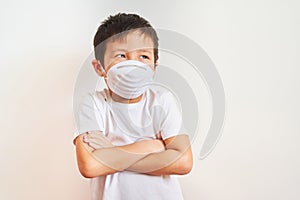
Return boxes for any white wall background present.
[0,0,299,199]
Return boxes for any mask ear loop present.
[97,65,112,109]
[99,65,108,80]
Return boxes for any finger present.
[87,142,101,149]
[89,139,111,147]
[85,132,113,147]
[88,132,106,139]
[87,134,103,140]
[83,135,90,143]
[89,141,111,149]
[86,134,106,142]
[88,134,110,143]
[87,130,104,135]
[86,137,104,144]
[87,136,113,147]
[89,141,109,149]
[84,141,96,150]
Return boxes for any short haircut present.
[93,13,159,66]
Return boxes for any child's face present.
[103,30,156,72]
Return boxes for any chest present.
[101,104,162,145]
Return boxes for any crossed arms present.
[74,131,193,178]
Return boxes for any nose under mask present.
[104,60,155,99]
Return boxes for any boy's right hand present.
[83,131,114,150]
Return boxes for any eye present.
[140,55,149,59]
[115,54,126,58]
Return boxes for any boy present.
[73,13,193,200]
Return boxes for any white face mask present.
[104,60,155,99]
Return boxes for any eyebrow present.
[111,49,153,53]
[138,49,153,54]
[111,48,127,53]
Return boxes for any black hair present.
[93,13,159,66]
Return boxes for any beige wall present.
[1,0,300,199]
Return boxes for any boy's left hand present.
[83,131,114,150]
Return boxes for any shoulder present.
[147,87,179,106]
[81,89,108,111]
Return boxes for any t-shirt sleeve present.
[72,93,105,145]
[159,91,188,140]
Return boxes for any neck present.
[109,89,142,104]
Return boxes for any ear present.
[92,59,106,77]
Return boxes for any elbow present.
[78,162,117,178]
[176,151,193,175]
[177,159,193,175]
[182,161,193,175]
[80,170,93,179]
[78,164,96,178]
[78,159,104,178]
[81,170,94,179]
[79,165,108,178]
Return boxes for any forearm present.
[91,141,158,172]
[126,147,192,176]
[126,135,193,176]
[77,134,165,178]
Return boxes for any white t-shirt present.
[73,87,187,200]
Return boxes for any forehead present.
[105,30,154,53]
